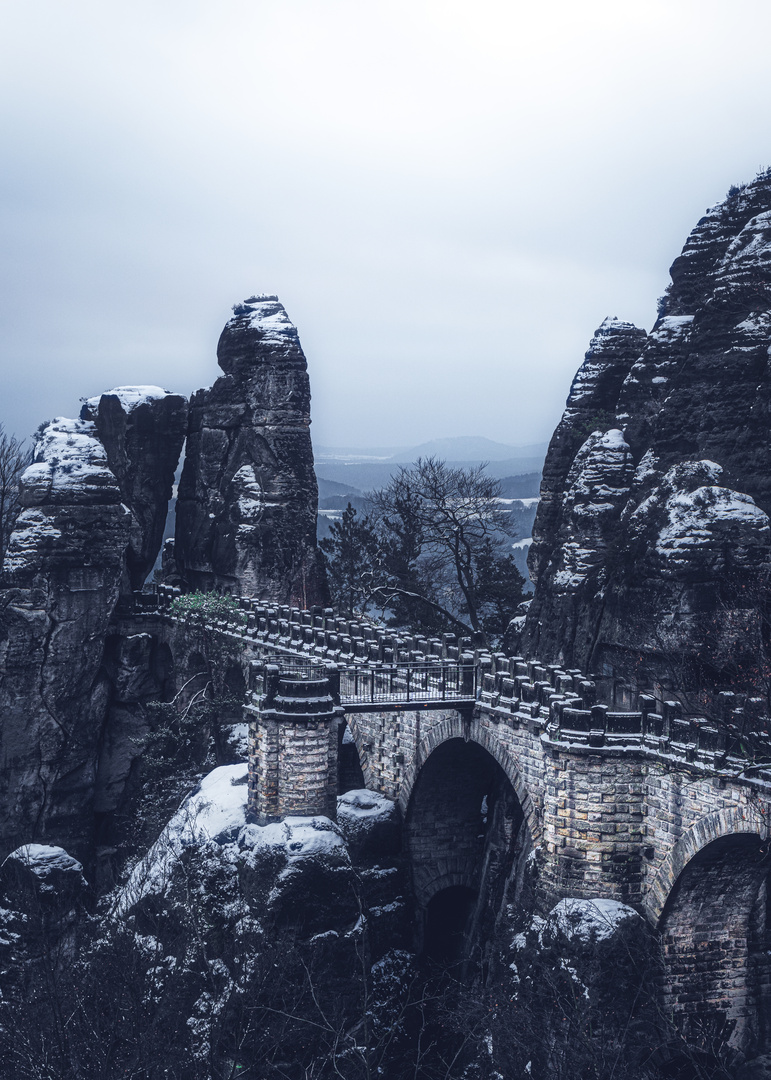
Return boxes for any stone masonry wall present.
[246,705,339,823]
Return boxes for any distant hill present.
[391,436,547,464]
[315,447,547,495]
[317,476,365,501]
[498,473,542,499]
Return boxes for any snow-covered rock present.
[336,789,401,864]
[226,295,301,357]
[174,294,327,604]
[116,764,358,935]
[4,844,85,893]
[523,168,771,683]
[548,897,642,943]
[81,385,175,415]
[1,843,88,925]
[81,384,187,591]
[116,764,250,914]
[17,417,119,508]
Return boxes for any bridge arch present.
[403,727,536,961]
[337,717,366,793]
[399,713,541,845]
[650,807,771,1055]
[645,805,768,925]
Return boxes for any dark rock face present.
[0,418,131,855]
[336,788,401,865]
[175,295,328,606]
[523,171,771,692]
[0,844,88,985]
[81,387,188,592]
[0,393,185,860]
[528,318,648,592]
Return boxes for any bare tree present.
[369,457,525,642]
[0,424,31,558]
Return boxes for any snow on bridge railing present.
[478,668,771,774]
[245,654,476,706]
[126,586,771,766]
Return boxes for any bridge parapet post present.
[578,679,596,707]
[324,663,341,705]
[589,704,607,747]
[518,677,535,703]
[460,652,476,698]
[535,680,553,707]
[246,667,343,825]
[662,700,682,741]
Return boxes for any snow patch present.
[735,311,771,336]
[85,386,173,414]
[651,314,694,345]
[337,789,395,822]
[240,816,348,861]
[114,764,249,914]
[549,898,641,942]
[634,449,658,484]
[719,210,771,271]
[2,509,63,575]
[656,486,770,559]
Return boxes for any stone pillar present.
[246,668,344,824]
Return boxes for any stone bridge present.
[129,586,771,1055]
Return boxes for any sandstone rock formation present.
[81,386,187,592]
[0,390,186,860]
[0,298,331,861]
[103,763,410,1069]
[174,295,328,606]
[522,170,771,700]
[0,418,131,856]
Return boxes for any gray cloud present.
[2,0,771,449]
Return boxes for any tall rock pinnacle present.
[521,170,771,698]
[174,295,329,606]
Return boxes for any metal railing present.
[336,661,475,705]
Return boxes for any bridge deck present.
[124,589,771,770]
[341,698,476,714]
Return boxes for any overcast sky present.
[2,0,771,451]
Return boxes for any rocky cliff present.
[0,294,330,859]
[0,390,186,858]
[81,386,187,593]
[0,418,132,855]
[522,170,771,701]
[174,295,328,606]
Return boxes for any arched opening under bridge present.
[659,830,771,1058]
[405,737,530,968]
